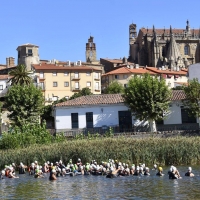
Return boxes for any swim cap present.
[188,167,192,171]
[158,167,163,171]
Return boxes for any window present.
[124,84,127,88]
[86,72,91,76]
[53,96,58,101]
[74,72,79,78]
[181,108,196,123]
[184,45,189,55]
[52,72,57,76]
[39,82,45,90]
[115,75,119,79]
[0,85,3,90]
[86,82,91,87]
[64,72,69,76]
[71,113,79,129]
[39,72,44,78]
[18,51,20,59]
[53,82,57,87]
[95,82,99,90]
[75,82,79,89]
[28,49,32,56]
[95,72,99,79]
[64,82,69,87]
[86,112,93,128]
[123,75,128,79]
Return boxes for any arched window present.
[184,45,189,55]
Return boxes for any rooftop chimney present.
[6,57,15,68]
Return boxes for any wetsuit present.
[156,172,163,176]
[185,172,191,176]
[49,172,56,180]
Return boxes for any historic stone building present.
[129,21,200,69]
[86,36,97,63]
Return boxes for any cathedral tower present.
[86,36,97,62]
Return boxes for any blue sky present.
[0,0,200,64]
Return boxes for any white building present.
[54,91,199,133]
[0,75,10,97]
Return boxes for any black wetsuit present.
[156,172,163,176]
[168,171,178,179]
[133,171,140,176]
[185,172,191,176]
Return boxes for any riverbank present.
[0,136,200,169]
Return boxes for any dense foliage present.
[69,87,93,100]
[5,84,44,126]
[8,64,32,86]
[104,81,124,94]
[0,123,65,150]
[0,136,199,169]
[183,78,200,117]
[123,74,171,132]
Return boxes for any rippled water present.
[1,166,200,199]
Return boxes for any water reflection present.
[0,166,200,199]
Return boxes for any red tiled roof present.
[0,75,10,80]
[55,94,124,107]
[140,28,200,35]
[146,67,187,75]
[103,66,156,76]
[32,63,102,71]
[55,90,186,107]
[171,90,186,101]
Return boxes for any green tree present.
[104,81,124,94]
[5,84,44,126]
[183,78,200,117]
[123,73,171,132]
[69,87,93,100]
[8,64,32,86]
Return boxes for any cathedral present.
[129,21,200,70]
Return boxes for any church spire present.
[167,33,182,70]
[170,25,172,34]
[186,20,190,33]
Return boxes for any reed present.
[0,136,200,169]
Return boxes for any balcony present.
[72,86,81,91]
[95,86,101,91]
[94,76,100,80]
[71,75,81,80]
[37,83,45,91]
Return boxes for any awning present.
[174,75,179,78]
[161,74,166,79]
[167,74,172,78]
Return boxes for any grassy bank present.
[1,136,200,169]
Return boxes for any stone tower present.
[16,43,40,71]
[129,23,138,62]
[86,36,97,62]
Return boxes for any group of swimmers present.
[0,159,195,180]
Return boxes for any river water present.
[1,166,200,200]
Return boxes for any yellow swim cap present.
[158,167,163,171]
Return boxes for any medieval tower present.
[86,36,97,63]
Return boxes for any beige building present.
[32,62,102,104]
[102,65,188,90]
